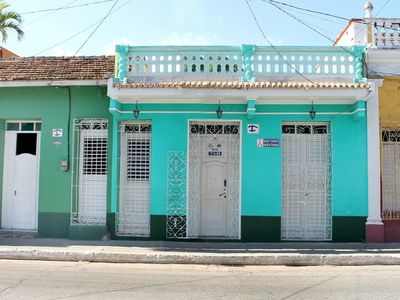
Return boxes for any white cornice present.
[366,48,400,73]
[108,79,371,104]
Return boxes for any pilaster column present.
[366,79,384,242]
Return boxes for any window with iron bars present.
[382,129,400,220]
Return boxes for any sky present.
[2,0,399,57]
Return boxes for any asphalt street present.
[0,260,399,299]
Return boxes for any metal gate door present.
[381,129,400,220]
[117,121,151,236]
[281,122,332,240]
[71,119,108,225]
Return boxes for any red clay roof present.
[0,56,114,81]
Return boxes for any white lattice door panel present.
[77,130,108,224]
[2,129,40,230]
[188,122,240,239]
[281,123,332,241]
[382,129,400,219]
[118,122,151,236]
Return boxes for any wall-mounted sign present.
[208,150,223,157]
[208,142,222,157]
[247,124,259,134]
[52,128,63,138]
[257,138,280,148]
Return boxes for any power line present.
[265,0,400,78]
[376,0,392,17]
[34,0,133,56]
[265,0,348,21]
[27,0,79,26]
[244,0,314,83]
[264,0,400,33]
[22,0,114,15]
[74,0,119,56]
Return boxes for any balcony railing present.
[369,18,400,48]
[114,45,366,85]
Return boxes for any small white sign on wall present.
[247,124,259,134]
[52,128,63,138]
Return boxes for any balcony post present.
[115,45,128,84]
[351,45,367,83]
[242,44,256,82]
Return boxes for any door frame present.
[1,120,41,231]
[186,119,242,239]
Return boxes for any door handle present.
[224,179,227,187]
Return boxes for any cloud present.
[104,38,136,55]
[52,47,75,57]
[158,32,216,45]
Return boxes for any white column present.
[367,79,384,225]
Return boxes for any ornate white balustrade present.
[114,45,366,84]
[370,19,400,48]
[253,47,359,80]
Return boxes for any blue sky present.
[3,0,398,57]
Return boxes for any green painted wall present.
[0,90,368,239]
[0,86,111,219]
[113,102,368,219]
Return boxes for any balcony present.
[369,18,400,48]
[113,45,366,85]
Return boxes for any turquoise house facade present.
[0,46,373,242]
[104,45,371,242]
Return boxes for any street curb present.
[1,248,400,266]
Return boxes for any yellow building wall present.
[380,78,400,128]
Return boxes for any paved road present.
[0,260,399,299]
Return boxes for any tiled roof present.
[0,56,114,81]
[114,81,370,89]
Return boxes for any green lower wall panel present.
[332,216,366,242]
[38,213,70,238]
[150,215,167,240]
[37,214,366,242]
[69,225,107,240]
[106,213,116,239]
[241,216,281,242]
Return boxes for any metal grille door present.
[281,123,332,240]
[117,121,151,236]
[71,119,108,225]
[382,129,400,220]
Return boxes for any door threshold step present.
[0,230,37,239]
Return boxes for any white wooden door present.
[281,123,331,240]
[2,132,40,230]
[200,136,228,237]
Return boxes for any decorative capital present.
[352,100,366,120]
[115,45,129,56]
[246,99,256,119]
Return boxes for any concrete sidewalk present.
[1,238,400,266]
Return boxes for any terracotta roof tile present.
[0,56,114,81]
[114,81,370,90]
